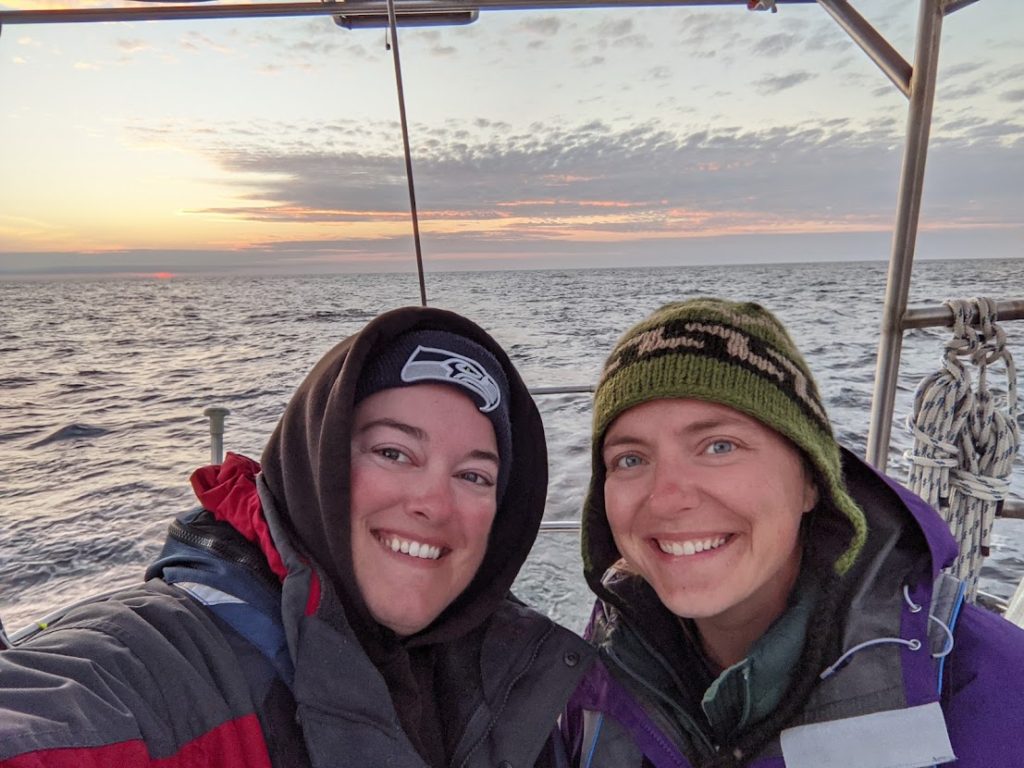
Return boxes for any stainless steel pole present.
[865,0,944,471]
[204,406,231,465]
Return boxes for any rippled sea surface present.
[2,259,1022,633]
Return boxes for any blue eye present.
[705,440,735,455]
[614,454,644,469]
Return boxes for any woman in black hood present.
[258,305,595,766]
[0,306,594,768]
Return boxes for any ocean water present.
[2,259,1022,634]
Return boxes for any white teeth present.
[658,536,728,557]
[378,534,442,561]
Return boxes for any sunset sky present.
[1,0,1021,276]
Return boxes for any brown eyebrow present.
[680,416,753,434]
[602,432,646,451]
[604,415,754,451]
[357,419,500,466]
[467,449,500,466]
[356,418,427,442]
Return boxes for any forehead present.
[355,383,492,432]
[606,398,769,440]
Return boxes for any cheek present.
[349,459,398,513]
[349,457,371,493]
[349,477,376,542]
[469,508,496,541]
[759,497,806,557]
[461,496,498,547]
[603,484,635,540]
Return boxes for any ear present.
[801,479,820,515]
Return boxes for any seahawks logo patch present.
[400,345,501,413]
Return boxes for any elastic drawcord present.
[929,614,955,659]
[820,637,922,680]
[903,584,923,613]
[822,583,958,681]
[905,583,957,659]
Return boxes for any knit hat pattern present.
[592,298,867,575]
[356,328,513,502]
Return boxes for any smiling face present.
[602,398,818,641]
[350,383,499,636]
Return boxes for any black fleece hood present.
[260,305,548,652]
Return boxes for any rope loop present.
[906,297,1020,601]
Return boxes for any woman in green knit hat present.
[564,298,1024,768]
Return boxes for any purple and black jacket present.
[566,450,1024,768]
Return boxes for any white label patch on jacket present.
[780,702,954,768]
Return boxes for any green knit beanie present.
[589,298,867,577]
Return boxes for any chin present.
[651,583,729,621]
[373,603,443,637]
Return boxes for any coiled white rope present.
[905,297,1020,601]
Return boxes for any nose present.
[406,468,455,524]
[646,457,700,517]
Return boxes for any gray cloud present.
[519,16,562,37]
[756,70,817,93]
[943,61,985,79]
[139,108,1022,238]
[803,20,852,54]
[939,60,1024,104]
[753,32,802,57]
[178,31,232,55]
[595,18,634,38]
[611,33,652,51]
[115,39,151,55]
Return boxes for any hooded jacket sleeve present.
[0,582,273,768]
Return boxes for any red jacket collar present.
[190,452,288,581]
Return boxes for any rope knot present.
[906,297,1019,601]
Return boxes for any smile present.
[375,532,445,561]
[656,535,729,557]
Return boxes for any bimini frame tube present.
[815,0,912,97]
[865,0,944,471]
[0,0,819,26]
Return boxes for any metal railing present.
[901,299,1024,329]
